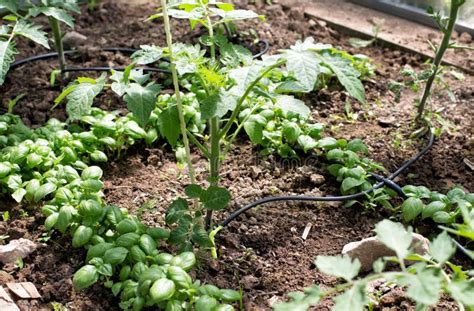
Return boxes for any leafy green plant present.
[348,18,384,48]
[29,0,81,75]
[275,220,474,311]
[0,14,49,85]
[0,0,80,84]
[401,185,473,228]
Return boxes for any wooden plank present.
[6,282,41,299]
[279,0,474,74]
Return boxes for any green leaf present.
[34,182,57,202]
[149,278,175,302]
[283,50,320,91]
[14,20,49,49]
[81,166,103,180]
[124,83,160,127]
[158,106,180,146]
[200,186,231,211]
[72,225,93,248]
[243,119,263,144]
[37,7,75,28]
[217,9,262,21]
[200,92,221,120]
[348,38,374,48]
[73,265,99,290]
[275,95,310,118]
[315,255,361,282]
[422,201,446,219]
[404,268,442,306]
[346,139,368,153]
[402,197,424,222]
[104,247,129,265]
[447,279,474,307]
[56,205,76,233]
[0,39,17,85]
[191,224,212,247]
[297,135,318,152]
[165,198,188,225]
[332,281,368,311]
[341,177,365,193]
[429,231,456,264]
[12,188,26,203]
[318,137,338,150]
[321,54,365,103]
[131,45,163,65]
[184,184,203,198]
[375,219,412,259]
[0,0,18,14]
[220,42,252,67]
[65,75,106,120]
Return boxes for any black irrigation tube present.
[221,132,436,227]
[9,40,271,73]
[221,132,472,259]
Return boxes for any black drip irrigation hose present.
[221,132,435,227]
[9,41,271,74]
[220,132,472,259]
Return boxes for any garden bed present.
[0,1,473,310]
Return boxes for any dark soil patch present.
[0,0,472,310]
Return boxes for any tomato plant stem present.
[48,17,67,77]
[205,116,220,229]
[416,0,462,121]
[161,0,195,184]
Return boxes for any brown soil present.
[0,1,472,310]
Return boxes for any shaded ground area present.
[0,0,472,310]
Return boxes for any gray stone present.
[0,239,37,264]
[341,233,429,272]
[62,31,88,49]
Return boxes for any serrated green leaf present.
[375,219,412,259]
[131,45,163,65]
[37,7,75,28]
[315,255,361,282]
[124,83,160,127]
[65,75,106,120]
[283,50,320,92]
[184,184,203,198]
[447,279,474,307]
[14,20,49,48]
[321,54,365,103]
[429,231,456,264]
[0,39,17,85]
[275,95,310,118]
[332,281,368,311]
[200,186,231,211]
[191,224,213,247]
[165,198,188,225]
[220,42,252,67]
[404,268,442,306]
